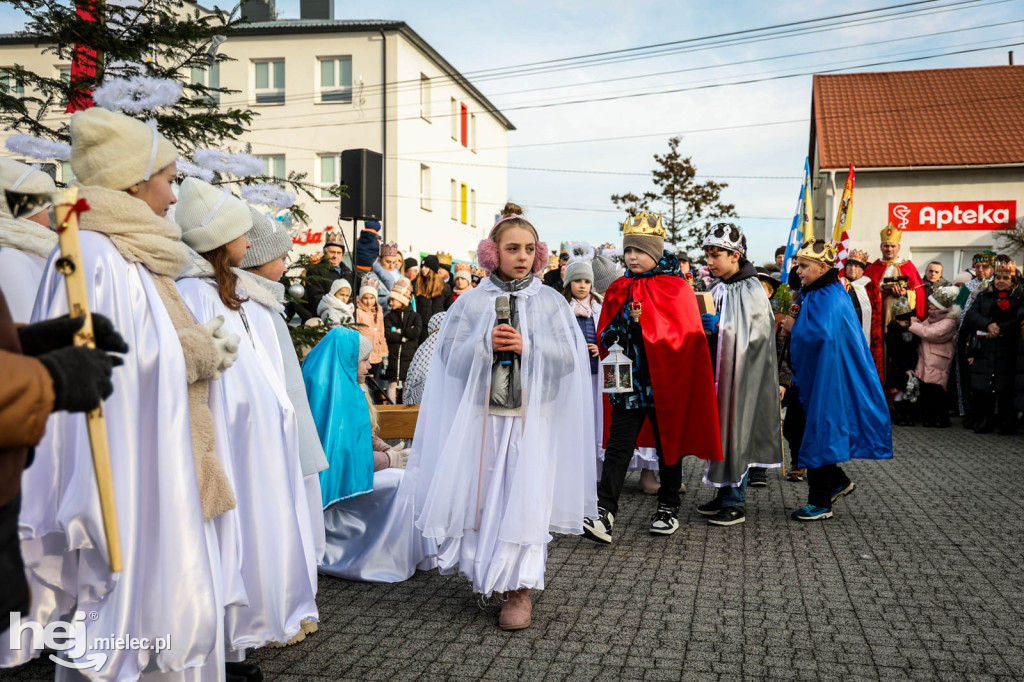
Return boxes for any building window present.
[460,183,468,224]
[256,154,286,179]
[450,179,458,221]
[420,164,431,211]
[190,63,220,105]
[1,68,24,96]
[470,189,476,227]
[254,59,285,104]
[470,113,477,153]
[58,161,75,186]
[57,65,71,106]
[450,98,458,141]
[460,104,468,147]
[419,74,431,121]
[318,154,340,199]
[318,56,352,103]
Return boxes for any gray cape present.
[703,269,784,486]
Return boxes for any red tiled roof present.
[813,66,1024,169]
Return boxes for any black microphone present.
[494,295,514,365]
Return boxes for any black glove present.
[37,346,122,413]
[602,329,623,349]
[17,314,129,357]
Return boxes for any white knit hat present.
[175,177,252,254]
[240,205,292,269]
[329,278,352,296]
[0,158,56,216]
[70,108,177,190]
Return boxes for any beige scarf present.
[77,185,235,520]
[0,198,58,260]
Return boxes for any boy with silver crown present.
[696,223,784,526]
[583,211,723,543]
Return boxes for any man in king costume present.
[864,223,926,323]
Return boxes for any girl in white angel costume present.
[400,202,597,630]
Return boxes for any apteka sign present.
[888,201,1016,231]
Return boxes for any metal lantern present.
[601,342,633,394]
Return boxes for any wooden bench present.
[376,404,420,439]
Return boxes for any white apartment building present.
[0,2,514,262]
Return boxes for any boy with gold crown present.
[583,212,722,543]
[786,239,892,521]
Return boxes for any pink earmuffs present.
[477,238,548,276]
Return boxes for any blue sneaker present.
[831,481,857,503]
[791,504,833,521]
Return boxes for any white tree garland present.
[176,160,215,182]
[240,183,296,209]
[192,149,264,178]
[93,76,183,114]
[5,134,71,161]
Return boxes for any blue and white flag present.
[782,158,812,274]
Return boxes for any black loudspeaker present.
[339,149,383,221]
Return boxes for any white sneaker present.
[582,508,614,544]
[649,504,679,536]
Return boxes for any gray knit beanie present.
[564,260,594,285]
[240,205,292,269]
[175,177,251,253]
[358,333,373,362]
[591,255,623,294]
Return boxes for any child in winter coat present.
[884,298,921,426]
[585,211,722,543]
[966,260,1023,434]
[383,278,422,403]
[908,285,960,427]
[562,244,603,460]
[318,278,354,328]
[355,274,388,386]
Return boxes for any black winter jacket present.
[383,308,423,383]
[965,287,1024,393]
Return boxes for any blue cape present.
[791,279,892,468]
[302,327,374,506]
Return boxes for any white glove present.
[304,318,324,328]
[201,315,240,380]
[387,448,409,469]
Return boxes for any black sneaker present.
[582,507,614,544]
[226,663,264,682]
[649,504,679,536]
[707,506,746,526]
[748,468,768,487]
[696,496,722,516]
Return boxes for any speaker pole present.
[351,217,359,292]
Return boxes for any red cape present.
[864,259,926,319]
[597,275,723,465]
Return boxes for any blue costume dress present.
[303,328,374,505]
[790,269,893,468]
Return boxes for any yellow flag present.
[832,164,855,243]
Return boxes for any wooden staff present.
[7,186,122,572]
[54,188,122,572]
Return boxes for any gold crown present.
[391,279,413,297]
[436,251,452,266]
[848,248,870,264]
[796,239,838,266]
[880,222,903,244]
[559,241,571,255]
[994,260,1017,277]
[454,262,472,275]
[381,241,399,257]
[548,254,559,268]
[622,211,667,239]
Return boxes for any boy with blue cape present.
[786,239,892,521]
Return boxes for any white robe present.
[0,247,47,324]
[850,277,873,344]
[0,232,219,680]
[398,276,597,597]
[176,275,317,651]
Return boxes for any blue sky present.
[2,0,1021,261]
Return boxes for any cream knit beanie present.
[0,158,56,216]
[70,108,177,190]
[175,177,252,254]
[240,205,292,269]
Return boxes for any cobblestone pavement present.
[6,423,1024,681]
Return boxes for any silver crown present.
[702,222,746,253]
